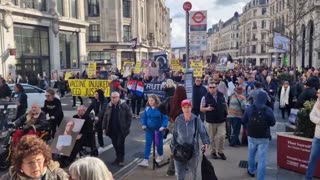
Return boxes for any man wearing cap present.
[200,81,228,160]
[171,99,210,180]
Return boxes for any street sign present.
[183,1,192,12]
[192,11,206,23]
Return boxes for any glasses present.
[23,158,45,167]
[208,87,216,89]
[111,96,119,98]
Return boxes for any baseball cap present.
[181,99,192,107]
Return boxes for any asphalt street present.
[0,94,289,179]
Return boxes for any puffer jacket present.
[309,100,320,139]
[0,161,69,180]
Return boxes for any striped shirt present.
[228,94,246,118]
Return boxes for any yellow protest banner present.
[171,59,180,72]
[134,61,142,74]
[87,63,96,78]
[190,61,203,77]
[68,79,111,97]
[64,72,73,80]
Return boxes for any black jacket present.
[85,99,107,122]
[296,88,317,108]
[164,87,175,97]
[204,92,227,123]
[42,98,64,125]
[193,84,207,111]
[14,92,28,119]
[0,84,11,98]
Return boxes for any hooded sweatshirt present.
[309,100,320,139]
[141,106,168,130]
[242,91,276,139]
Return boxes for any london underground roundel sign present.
[183,1,192,12]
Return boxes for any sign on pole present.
[183,1,192,12]
[189,10,207,58]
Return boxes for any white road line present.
[100,144,113,153]
[113,158,140,177]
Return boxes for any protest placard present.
[51,117,84,156]
[190,60,203,77]
[68,79,111,97]
[87,63,96,78]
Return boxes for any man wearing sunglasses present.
[200,82,228,160]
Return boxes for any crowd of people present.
[0,64,320,179]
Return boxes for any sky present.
[165,0,248,48]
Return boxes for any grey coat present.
[102,100,132,137]
[171,114,210,157]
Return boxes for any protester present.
[164,79,176,97]
[0,135,69,180]
[159,86,187,176]
[69,74,83,107]
[200,82,228,160]
[0,77,11,99]
[13,83,28,120]
[102,92,132,167]
[278,81,294,119]
[171,99,210,180]
[129,76,144,118]
[247,81,271,104]
[138,94,169,167]
[242,91,276,179]
[42,88,64,138]
[86,89,106,149]
[296,80,317,108]
[67,106,96,163]
[69,157,113,180]
[305,89,320,179]
[227,87,246,146]
[9,103,49,134]
[245,75,255,98]
[192,77,207,119]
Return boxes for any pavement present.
[119,105,320,180]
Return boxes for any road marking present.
[113,158,140,177]
[100,144,113,153]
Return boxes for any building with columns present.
[270,0,320,68]
[238,0,271,66]
[207,12,240,60]
[85,0,171,71]
[0,0,88,80]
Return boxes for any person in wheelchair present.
[8,103,48,145]
[68,105,96,163]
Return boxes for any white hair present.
[166,79,176,88]
[69,157,113,180]
[111,91,120,97]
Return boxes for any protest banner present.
[51,117,84,156]
[64,72,73,80]
[87,63,96,78]
[190,60,203,77]
[144,82,166,101]
[68,79,111,97]
[134,61,142,74]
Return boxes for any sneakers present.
[138,159,149,167]
[156,155,163,163]
[211,153,219,159]
[218,153,227,160]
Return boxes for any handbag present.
[173,117,197,162]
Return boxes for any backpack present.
[247,105,269,138]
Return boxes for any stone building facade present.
[0,0,88,79]
[85,0,171,70]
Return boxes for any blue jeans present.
[248,137,269,180]
[174,156,198,180]
[144,129,163,159]
[230,117,242,146]
[306,137,320,180]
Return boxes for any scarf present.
[280,86,290,108]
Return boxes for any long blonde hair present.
[166,79,176,88]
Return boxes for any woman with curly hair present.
[1,135,69,180]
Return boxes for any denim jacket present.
[171,114,210,157]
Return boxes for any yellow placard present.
[171,59,180,72]
[134,61,142,74]
[68,79,111,97]
[64,72,73,80]
[87,63,96,78]
[190,61,203,77]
